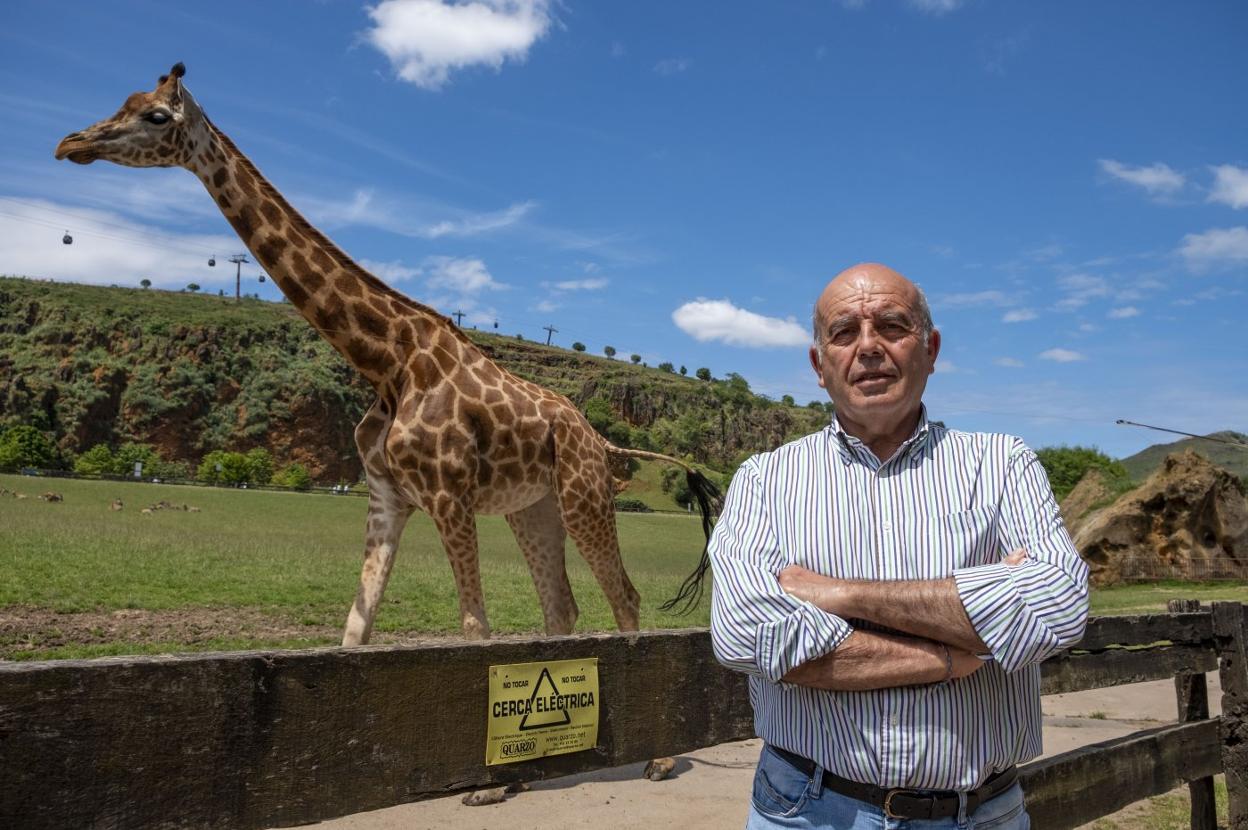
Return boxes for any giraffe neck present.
[185,119,444,387]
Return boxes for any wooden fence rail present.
[1,602,1244,829]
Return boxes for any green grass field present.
[4,471,1248,661]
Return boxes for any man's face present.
[808,268,940,430]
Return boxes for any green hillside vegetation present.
[0,275,827,484]
[1119,431,1248,482]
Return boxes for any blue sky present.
[2,0,1245,459]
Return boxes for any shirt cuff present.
[754,601,854,683]
[953,561,1029,671]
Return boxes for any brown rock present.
[1059,468,1111,537]
[1074,450,1248,586]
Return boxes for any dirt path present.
[295,676,1220,830]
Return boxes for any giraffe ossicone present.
[56,63,721,644]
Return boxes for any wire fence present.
[1109,555,1248,583]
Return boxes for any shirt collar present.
[827,404,933,464]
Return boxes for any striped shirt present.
[708,408,1089,791]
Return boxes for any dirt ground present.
[293,675,1222,830]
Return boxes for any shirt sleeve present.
[952,439,1090,673]
[709,456,854,683]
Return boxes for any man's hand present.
[777,565,850,615]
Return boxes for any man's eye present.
[145,111,170,125]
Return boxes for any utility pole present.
[543,324,558,346]
[228,254,249,302]
[452,310,465,326]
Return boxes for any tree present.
[582,397,614,433]
[139,279,151,289]
[630,354,641,364]
[572,342,586,352]
[0,425,60,470]
[695,367,712,381]
[604,345,616,359]
[781,394,796,406]
[186,283,200,293]
[679,365,687,376]
[1035,445,1130,501]
[245,448,274,485]
[658,362,674,373]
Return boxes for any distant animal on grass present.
[57,64,720,648]
[110,499,123,512]
[39,492,63,503]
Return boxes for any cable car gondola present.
[258,274,266,283]
[62,230,72,245]
[208,255,216,267]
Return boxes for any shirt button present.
[881,521,893,532]
[891,715,900,725]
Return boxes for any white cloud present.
[359,258,421,283]
[1108,306,1140,319]
[423,201,536,238]
[1179,226,1248,269]
[364,0,553,91]
[994,357,1024,368]
[1039,348,1086,363]
[1078,323,1099,333]
[910,0,963,13]
[0,197,236,289]
[422,255,506,293]
[939,289,1014,308]
[1002,309,1037,323]
[308,189,533,240]
[542,277,609,291]
[672,298,810,348]
[1055,272,1110,310]
[654,57,692,75]
[534,299,558,313]
[1209,165,1248,209]
[935,359,966,374]
[1098,159,1185,195]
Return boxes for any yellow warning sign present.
[486,658,599,766]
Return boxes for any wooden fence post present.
[1215,602,1248,829]
[1170,599,1216,830]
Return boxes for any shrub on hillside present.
[0,425,61,470]
[614,497,653,513]
[73,442,187,479]
[1035,445,1130,501]
[271,462,312,490]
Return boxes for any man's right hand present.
[948,645,988,680]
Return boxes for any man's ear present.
[927,329,941,375]
[809,345,827,389]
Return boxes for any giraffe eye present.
[145,111,171,125]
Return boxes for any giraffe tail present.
[605,446,723,615]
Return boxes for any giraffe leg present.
[552,417,640,632]
[428,494,490,639]
[506,491,578,635]
[342,489,414,647]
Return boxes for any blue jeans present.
[746,745,1030,829]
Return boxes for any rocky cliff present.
[1071,451,1248,586]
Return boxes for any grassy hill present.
[1120,431,1248,481]
[0,275,827,483]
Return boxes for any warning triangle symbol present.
[519,667,571,731]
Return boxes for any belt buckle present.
[883,788,920,820]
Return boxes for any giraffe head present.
[55,62,205,169]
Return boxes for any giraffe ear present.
[170,62,186,79]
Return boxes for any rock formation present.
[1073,451,1248,586]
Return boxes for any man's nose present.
[856,323,883,355]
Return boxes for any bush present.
[245,448,274,485]
[74,444,116,475]
[614,497,653,513]
[696,367,712,381]
[572,342,586,352]
[604,346,616,359]
[1035,445,1130,501]
[272,462,312,490]
[0,425,60,470]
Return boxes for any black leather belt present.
[769,744,1019,820]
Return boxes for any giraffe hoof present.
[643,757,676,781]
[462,786,510,806]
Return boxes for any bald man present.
[708,264,1089,829]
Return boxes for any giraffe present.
[56,64,719,647]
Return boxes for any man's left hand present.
[778,565,852,615]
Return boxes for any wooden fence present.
[1,600,1245,829]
